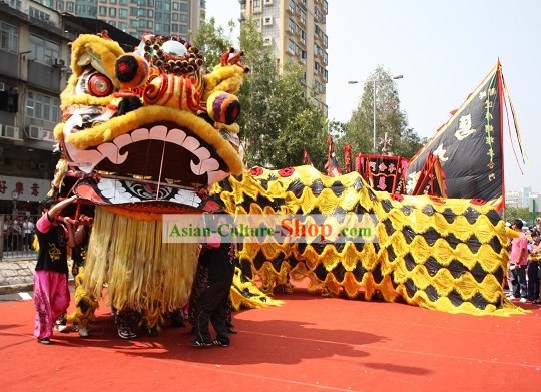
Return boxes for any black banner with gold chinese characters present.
[406,64,502,202]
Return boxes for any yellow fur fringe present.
[82,206,199,328]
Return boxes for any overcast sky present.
[204,0,541,193]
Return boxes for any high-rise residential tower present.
[34,0,204,39]
[240,0,328,115]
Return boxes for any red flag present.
[324,135,342,176]
[303,147,313,166]
[344,144,352,173]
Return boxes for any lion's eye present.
[87,74,113,97]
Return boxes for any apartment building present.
[33,0,204,39]
[505,188,541,212]
[239,0,328,115]
[0,0,138,214]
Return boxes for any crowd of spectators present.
[2,215,36,252]
[506,217,541,304]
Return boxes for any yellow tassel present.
[82,206,199,322]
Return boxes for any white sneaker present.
[54,324,68,333]
[519,298,528,303]
[78,327,89,337]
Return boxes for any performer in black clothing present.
[191,224,236,348]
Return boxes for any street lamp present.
[348,74,404,153]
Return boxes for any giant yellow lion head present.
[52,31,247,213]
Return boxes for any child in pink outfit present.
[33,196,77,344]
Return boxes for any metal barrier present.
[1,214,40,261]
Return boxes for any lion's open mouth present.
[64,117,229,185]
[61,113,237,211]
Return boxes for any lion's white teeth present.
[65,126,227,181]
[149,125,168,140]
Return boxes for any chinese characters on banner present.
[0,175,51,202]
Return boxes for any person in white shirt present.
[22,217,35,251]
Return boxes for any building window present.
[288,18,296,33]
[288,0,295,13]
[119,8,128,18]
[29,35,60,65]
[0,22,18,54]
[108,7,116,17]
[288,39,296,55]
[99,6,106,16]
[26,91,59,123]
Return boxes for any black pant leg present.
[194,281,227,343]
[209,283,231,344]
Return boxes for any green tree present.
[504,206,533,225]
[191,17,235,66]
[342,66,424,159]
[271,63,327,168]
[237,21,328,169]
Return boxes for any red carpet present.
[1,288,540,391]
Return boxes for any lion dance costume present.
[48,31,523,341]
[49,31,279,338]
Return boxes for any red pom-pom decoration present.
[249,166,263,176]
[278,167,295,177]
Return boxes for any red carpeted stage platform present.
[1,288,540,391]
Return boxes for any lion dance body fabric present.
[213,165,524,316]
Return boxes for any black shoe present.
[145,327,158,336]
[191,339,212,348]
[170,313,185,328]
[227,327,237,334]
[211,339,229,347]
[118,326,137,339]
[37,337,51,344]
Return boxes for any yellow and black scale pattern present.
[214,165,525,316]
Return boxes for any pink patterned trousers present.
[33,270,70,339]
